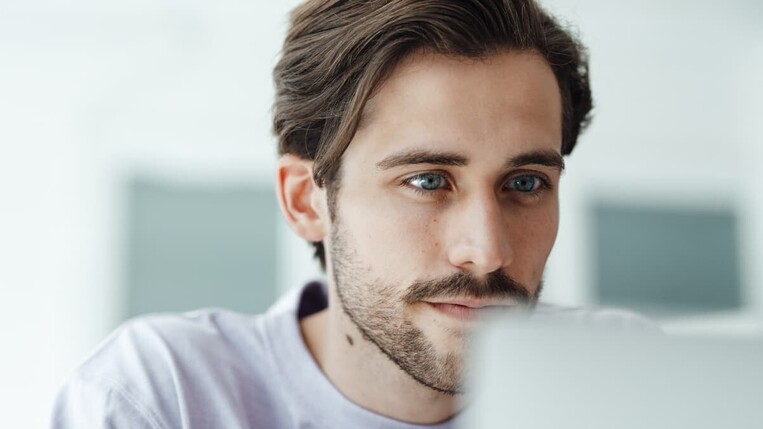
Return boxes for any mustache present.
[402,270,536,305]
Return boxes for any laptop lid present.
[465,317,763,428]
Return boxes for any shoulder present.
[53,308,279,428]
[80,308,271,379]
[52,370,166,429]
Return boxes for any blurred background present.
[1,0,761,426]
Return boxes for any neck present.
[300,300,460,424]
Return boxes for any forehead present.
[346,50,563,167]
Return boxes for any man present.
[53,0,651,427]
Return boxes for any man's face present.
[324,50,563,394]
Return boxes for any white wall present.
[1,0,760,425]
[541,0,763,314]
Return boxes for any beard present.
[329,219,541,395]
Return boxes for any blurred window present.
[593,203,742,316]
[125,179,277,318]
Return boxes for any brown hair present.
[273,0,593,269]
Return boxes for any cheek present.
[339,196,443,273]
[509,204,559,277]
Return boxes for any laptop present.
[464,315,763,428]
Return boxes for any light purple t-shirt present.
[51,282,655,428]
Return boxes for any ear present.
[276,154,327,242]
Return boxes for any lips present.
[426,299,512,321]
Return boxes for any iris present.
[511,175,538,192]
[410,173,445,191]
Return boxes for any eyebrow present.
[506,150,565,171]
[376,150,468,169]
[375,148,565,171]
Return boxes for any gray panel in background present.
[592,204,742,316]
[125,179,278,319]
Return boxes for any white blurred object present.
[661,310,763,338]
[466,316,763,429]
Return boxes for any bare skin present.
[278,49,563,424]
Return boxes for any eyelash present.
[401,171,553,199]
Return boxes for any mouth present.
[425,299,513,321]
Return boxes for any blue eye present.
[407,173,448,191]
[509,175,542,192]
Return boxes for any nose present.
[447,192,514,277]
